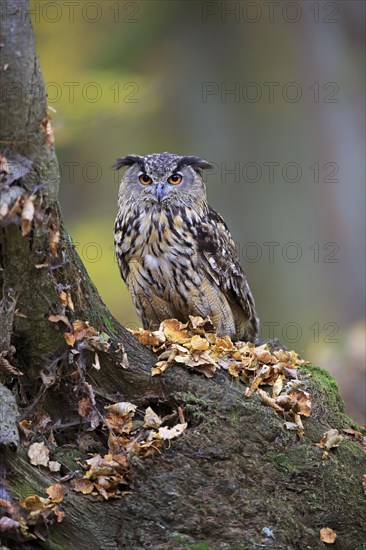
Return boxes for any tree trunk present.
[1,3,365,549]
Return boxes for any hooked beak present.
[156,182,165,203]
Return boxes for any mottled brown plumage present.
[114,153,259,341]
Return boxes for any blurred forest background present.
[30,0,365,422]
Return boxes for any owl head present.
[114,152,212,208]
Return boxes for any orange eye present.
[139,174,152,185]
[168,174,182,185]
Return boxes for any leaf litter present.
[71,401,187,501]
[131,316,311,438]
[18,315,358,538]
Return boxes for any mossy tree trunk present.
[1,3,365,549]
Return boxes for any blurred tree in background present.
[31,0,365,421]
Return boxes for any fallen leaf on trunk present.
[41,115,55,147]
[48,461,61,473]
[28,442,50,467]
[317,429,344,459]
[144,406,162,428]
[320,527,337,543]
[45,484,63,503]
[0,354,23,376]
[104,402,137,434]
[155,422,187,440]
[160,318,190,343]
[78,397,94,417]
[48,314,71,328]
[71,477,94,494]
[21,196,35,236]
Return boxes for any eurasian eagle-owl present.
[114,152,259,341]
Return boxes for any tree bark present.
[1,3,365,549]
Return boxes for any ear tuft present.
[112,155,144,170]
[176,156,213,173]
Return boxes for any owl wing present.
[197,206,256,323]
[114,215,130,282]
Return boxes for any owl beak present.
[156,182,165,202]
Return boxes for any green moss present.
[272,453,299,472]
[340,440,365,459]
[54,447,85,470]
[229,411,240,422]
[101,311,116,337]
[188,543,209,550]
[300,364,358,428]
[302,364,341,398]
[11,475,44,501]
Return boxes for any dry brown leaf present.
[189,334,210,351]
[45,484,63,503]
[58,289,74,310]
[0,354,23,376]
[64,331,75,346]
[318,429,343,451]
[151,363,169,376]
[71,477,94,494]
[18,419,34,438]
[78,397,94,418]
[254,345,276,364]
[130,328,166,349]
[54,506,65,523]
[289,389,312,417]
[194,363,216,378]
[188,315,214,332]
[144,407,162,428]
[8,196,22,216]
[48,314,71,328]
[320,527,337,543]
[49,227,60,257]
[275,395,294,411]
[41,115,55,147]
[342,428,363,440]
[155,422,187,440]
[66,291,75,311]
[14,309,27,319]
[12,485,64,532]
[257,388,284,413]
[125,319,313,437]
[59,291,67,307]
[105,402,137,415]
[48,461,61,473]
[160,318,190,343]
[28,442,50,467]
[92,352,101,370]
[212,336,234,352]
[19,494,52,512]
[317,429,343,459]
[245,365,271,397]
[73,319,97,340]
[104,402,137,434]
[21,197,35,236]
[272,375,284,397]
